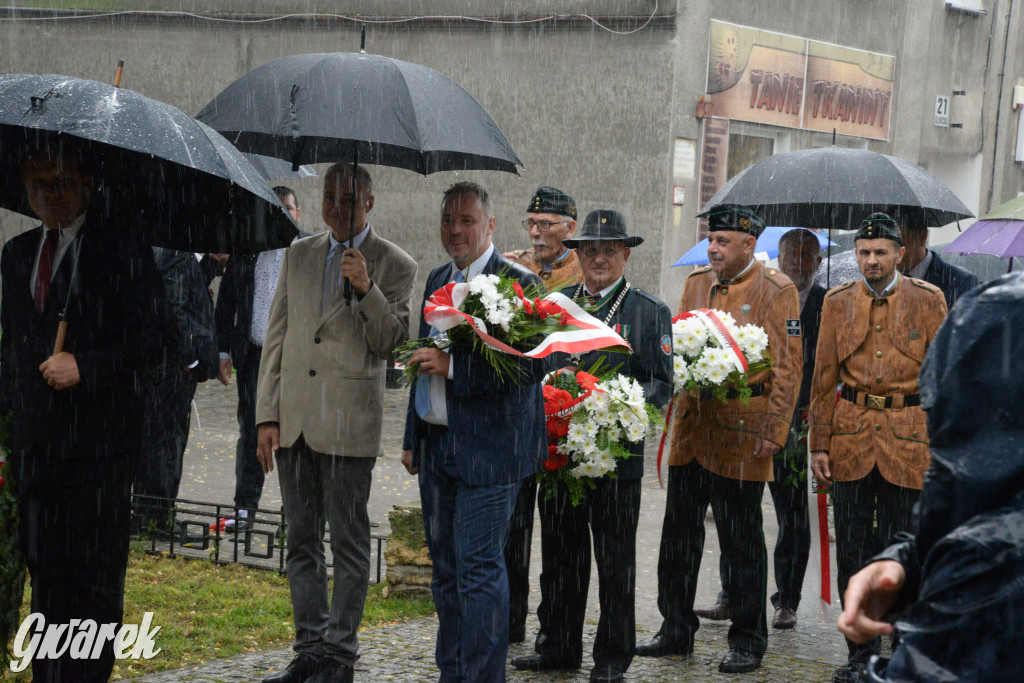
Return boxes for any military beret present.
[856,212,903,245]
[563,209,644,248]
[704,204,766,238]
[527,186,577,220]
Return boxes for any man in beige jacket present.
[255,164,417,683]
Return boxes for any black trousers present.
[833,466,918,663]
[656,460,768,656]
[233,342,265,510]
[536,476,641,672]
[504,475,538,637]
[12,444,133,683]
[133,367,198,528]
[716,431,811,611]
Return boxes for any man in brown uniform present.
[505,186,583,291]
[637,205,802,674]
[503,185,584,644]
[810,213,947,683]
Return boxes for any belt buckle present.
[865,394,886,410]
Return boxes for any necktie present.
[587,292,601,307]
[415,269,465,420]
[321,244,344,315]
[34,229,59,314]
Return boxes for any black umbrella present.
[0,73,299,254]
[195,51,523,175]
[197,49,522,299]
[242,152,317,180]
[699,147,974,230]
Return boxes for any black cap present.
[527,186,577,220]
[855,212,903,245]
[563,209,644,248]
[704,204,766,238]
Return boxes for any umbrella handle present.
[113,59,124,88]
[53,321,67,355]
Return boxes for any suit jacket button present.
[314,337,321,344]
[875,351,883,358]
[912,431,920,438]
[309,370,316,377]
[738,419,745,427]
[875,424,881,431]
[875,325,882,332]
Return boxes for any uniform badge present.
[909,329,921,340]
[660,334,672,355]
[613,324,631,338]
[741,304,752,314]
[786,319,801,337]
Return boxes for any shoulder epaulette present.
[630,287,669,308]
[825,280,856,298]
[909,277,942,294]
[762,267,791,289]
[687,265,713,280]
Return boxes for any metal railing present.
[130,494,387,581]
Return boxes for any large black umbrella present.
[699,147,974,230]
[196,51,523,174]
[197,50,522,299]
[241,152,317,180]
[0,73,298,254]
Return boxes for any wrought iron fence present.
[130,494,387,581]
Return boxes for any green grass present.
[7,543,435,680]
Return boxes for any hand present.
[402,449,418,475]
[218,358,232,386]
[256,422,280,474]
[39,352,80,390]
[754,436,781,459]
[838,560,906,643]
[410,347,450,377]
[502,249,527,262]
[340,247,371,296]
[811,451,833,487]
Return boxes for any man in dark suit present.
[693,228,824,630]
[133,246,221,534]
[512,210,673,683]
[215,186,302,531]
[0,140,176,682]
[402,181,546,683]
[897,220,978,309]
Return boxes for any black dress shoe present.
[511,652,581,671]
[694,602,731,620]
[509,625,526,644]
[262,653,322,683]
[772,606,797,629]
[534,630,548,653]
[718,649,762,674]
[589,664,625,682]
[308,658,354,683]
[832,660,867,683]
[635,632,693,657]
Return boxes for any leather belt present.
[839,385,920,410]
[697,383,766,401]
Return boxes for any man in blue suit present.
[402,181,546,683]
[897,220,978,309]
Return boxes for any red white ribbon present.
[676,308,748,373]
[422,284,630,358]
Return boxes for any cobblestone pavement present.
[135,381,851,681]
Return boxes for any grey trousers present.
[277,436,376,666]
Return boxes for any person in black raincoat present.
[838,271,1024,682]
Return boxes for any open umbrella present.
[942,195,1024,272]
[241,152,317,181]
[673,226,836,267]
[197,49,522,299]
[699,147,973,230]
[0,73,298,254]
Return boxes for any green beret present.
[855,212,903,245]
[704,204,766,238]
[527,186,577,220]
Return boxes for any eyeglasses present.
[522,219,567,232]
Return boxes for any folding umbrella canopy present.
[0,73,298,254]
[942,195,1024,272]
[699,147,973,230]
[673,226,836,267]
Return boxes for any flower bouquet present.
[539,361,659,505]
[0,412,25,671]
[671,308,771,402]
[396,270,629,385]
